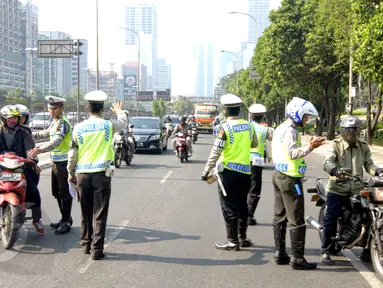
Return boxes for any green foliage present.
[5,88,25,105]
[152,99,166,118]
[172,96,194,115]
[352,108,367,115]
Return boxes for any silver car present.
[28,112,51,130]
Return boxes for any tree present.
[152,100,160,117]
[172,96,194,115]
[0,88,7,107]
[352,0,383,144]
[5,88,25,105]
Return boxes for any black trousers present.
[24,170,41,222]
[52,161,72,222]
[77,172,111,253]
[218,169,251,222]
[272,171,305,227]
[321,192,349,254]
[248,165,263,217]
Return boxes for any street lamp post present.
[96,0,100,89]
[221,50,240,92]
[229,11,259,41]
[119,27,140,112]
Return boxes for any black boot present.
[248,196,260,226]
[290,226,317,270]
[55,198,73,235]
[50,198,63,228]
[215,219,240,251]
[239,218,252,247]
[273,222,290,265]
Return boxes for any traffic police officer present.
[29,96,73,234]
[67,91,127,260]
[201,94,258,251]
[271,97,325,270]
[247,104,273,226]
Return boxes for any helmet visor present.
[340,127,360,144]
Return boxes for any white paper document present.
[68,182,79,201]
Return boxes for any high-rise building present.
[0,0,27,91]
[87,70,117,99]
[71,39,88,94]
[37,31,73,97]
[248,0,270,44]
[157,59,171,91]
[20,1,39,97]
[194,44,214,97]
[124,2,157,92]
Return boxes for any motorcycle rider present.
[164,115,174,137]
[201,94,258,250]
[247,104,273,226]
[172,115,192,157]
[321,116,383,265]
[271,97,325,270]
[15,104,41,186]
[0,105,45,235]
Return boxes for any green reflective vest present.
[50,114,72,162]
[219,119,253,175]
[272,121,307,177]
[250,122,268,165]
[75,117,114,173]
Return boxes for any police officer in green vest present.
[271,97,326,270]
[247,104,273,226]
[29,96,73,235]
[201,94,258,251]
[67,91,127,260]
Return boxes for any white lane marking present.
[77,219,130,274]
[160,171,173,184]
[342,250,383,288]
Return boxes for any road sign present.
[38,40,74,58]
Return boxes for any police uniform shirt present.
[203,118,258,174]
[281,119,311,160]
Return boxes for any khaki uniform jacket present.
[323,138,377,195]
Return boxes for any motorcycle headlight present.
[115,135,123,141]
[149,134,160,140]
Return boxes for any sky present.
[28,0,281,94]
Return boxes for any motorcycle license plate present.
[0,173,22,182]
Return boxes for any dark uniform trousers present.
[218,169,251,242]
[272,171,307,258]
[77,172,111,252]
[248,165,263,217]
[52,161,72,222]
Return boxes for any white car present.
[28,112,51,130]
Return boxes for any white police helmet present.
[285,97,318,125]
[249,104,267,114]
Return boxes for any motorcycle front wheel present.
[370,229,383,281]
[180,150,185,163]
[1,203,20,249]
[114,149,122,168]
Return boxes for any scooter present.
[0,152,33,249]
[175,132,189,163]
[190,125,198,143]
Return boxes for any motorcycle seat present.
[316,179,329,197]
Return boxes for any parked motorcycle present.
[190,125,198,143]
[306,171,383,280]
[112,128,134,168]
[0,152,33,249]
[175,132,189,163]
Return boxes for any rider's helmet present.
[123,109,130,118]
[340,116,362,144]
[285,97,319,126]
[15,104,31,125]
[190,115,195,121]
[179,115,187,124]
[166,114,171,120]
[0,105,21,131]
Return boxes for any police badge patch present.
[217,129,225,139]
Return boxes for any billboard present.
[124,75,137,88]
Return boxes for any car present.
[129,117,168,153]
[28,112,51,130]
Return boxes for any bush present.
[374,129,383,139]
[353,108,367,116]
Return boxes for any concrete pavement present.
[0,135,380,288]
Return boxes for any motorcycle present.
[165,123,173,139]
[190,125,198,143]
[306,171,383,280]
[0,152,33,249]
[112,128,134,168]
[175,132,189,163]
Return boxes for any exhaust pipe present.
[306,216,321,231]
[345,225,366,249]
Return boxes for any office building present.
[124,2,157,92]
[157,59,171,91]
[194,44,214,97]
[248,0,270,44]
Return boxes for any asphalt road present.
[0,135,380,288]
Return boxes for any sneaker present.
[33,221,45,236]
[188,153,192,157]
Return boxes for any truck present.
[193,103,218,134]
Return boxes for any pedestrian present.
[67,91,127,260]
[321,116,383,265]
[0,105,44,235]
[201,94,258,251]
[247,104,273,226]
[271,97,326,270]
[29,96,73,235]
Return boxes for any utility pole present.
[74,40,84,123]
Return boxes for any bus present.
[193,103,218,133]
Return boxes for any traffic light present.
[73,40,83,56]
